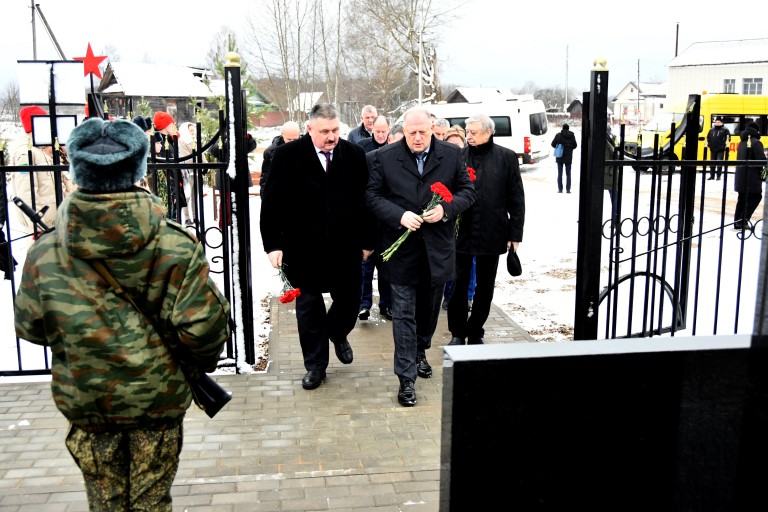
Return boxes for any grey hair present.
[402,106,432,126]
[361,104,378,116]
[389,122,404,138]
[433,118,450,129]
[465,114,495,134]
[374,115,390,127]
[309,103,339,121]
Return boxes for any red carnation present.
[382,181,454,261]
[467,166,477,182]
[277,266,301,303]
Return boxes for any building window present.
[742,78,763,95]
[724,79,735,94]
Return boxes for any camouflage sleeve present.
[168,242,231,371]
[13,248,47,346]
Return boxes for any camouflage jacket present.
[14,188,231,430]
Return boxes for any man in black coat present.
[259,120,301,197]
[448,113,525,346]
[347,105,377,144]
[550,122,578,193]
[367,107,475,407]
[357,115,393,321]
[733,121,765,230]
[706,117,731,180]
[261,104,374,390]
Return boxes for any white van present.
[423,96,550,165]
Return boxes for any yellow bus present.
[635,93,768,161]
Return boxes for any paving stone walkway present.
[0,298,532,511]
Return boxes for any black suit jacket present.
[366,137,475,286]
[260,133,373,291]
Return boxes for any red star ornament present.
[74,43,107,79]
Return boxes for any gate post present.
[574,61,609,340]
[224,53,256,365]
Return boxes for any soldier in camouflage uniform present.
[14,118,231,512]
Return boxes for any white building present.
[666,38,768,109]
[612,82,666,126]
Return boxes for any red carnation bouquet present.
[455,167,476,237]
[277,265,301,303]
[381,182,453,262]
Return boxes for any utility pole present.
[31,0,37,59]
[35,4,67,59]
[564,45,569,113]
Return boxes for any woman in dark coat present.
[551,123,578,193]
[734,121,766,230]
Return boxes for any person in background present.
[551,123,578,193]
[366,106,475,406]
[132,115,154,190]
[153,112,185,221]
[733,121,766,230]
[261,103,373,391]
[432,118,450,140]
[358,115,393,321]
[440,125,476,312]
[347,105,378,144]
[388,122,405,143]
[14,118,231,512]
[706,116,730,181]
[444,125,466,148]
[8,105,66,234]
[177,121,198,227]
[260,120,301,197]
[448,113,524,346]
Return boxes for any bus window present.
[717,115,740,137]
[492,116,511,137]
[529,112,548,136]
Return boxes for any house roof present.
[445,87,524,103]
[669,38,768,67]
[612,81,665,102]
[98,62,216,98]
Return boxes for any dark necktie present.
[321,151,331,172]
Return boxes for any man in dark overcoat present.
[447,113,525,346]
[260,103,373,390]
[367,107,475,406]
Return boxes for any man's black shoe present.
[302,369,326,390]
[708,176,715,180]
[381,306,393,320]
[398,378,416,407]
[441,299,449,310]
[468,337,485,345]
[358,307,370,320]
[448,337,464,346]
[416,355,432,378]
[333,338,354,364]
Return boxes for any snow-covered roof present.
[669,38,768,67]
[446,87,522,103]
[640,82,667,97]
[98,62,216,98]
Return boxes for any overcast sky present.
[2,0,768,101]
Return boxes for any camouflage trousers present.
[65,423,183,512]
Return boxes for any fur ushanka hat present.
[68,118,149,192]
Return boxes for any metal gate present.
[575,65,764,340]
[1,55,256,376]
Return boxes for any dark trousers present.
[735,192,763,225]
[444,257,477,301]
[295,282,359,371]
[557,162,572,192]
[360,258,391,309]
[389,279,443,382]
[448,253,501,341]
[709,149,726,179]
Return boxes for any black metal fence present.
[576,70,765,340]
[1,60,256,376]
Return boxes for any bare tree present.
[0,81,20,122]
